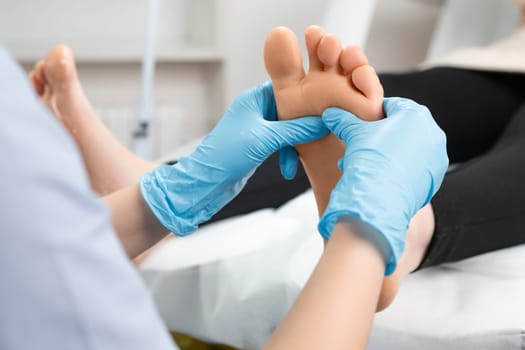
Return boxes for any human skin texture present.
[264,25,384,214]
[31,31,435,310]
[264,26,435,311]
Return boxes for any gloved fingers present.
[337,157,344,171]
[256,80,278,121]
[384,96,450,198]
[424,134,449,203]
[259,79,273,92]
[234,81,277,121]
[321,107,363,140]
[270,116,329,148]
[423,112,448,156]
[279,146,299,180]
[429,126,449,174]
[383,97,426,119]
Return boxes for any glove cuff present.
[140,159,252,236]
[139,169,198,236]
[319,211,400,276]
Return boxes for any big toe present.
[44,45,79,92]
[264,27,305,90]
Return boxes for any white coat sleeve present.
[0,47,178,350]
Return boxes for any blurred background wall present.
[0,0,518,158]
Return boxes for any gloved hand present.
[318,97,448,275]
[140,81,328,236]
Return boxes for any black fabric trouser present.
[205,67,525,269]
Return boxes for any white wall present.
[4,0,222,158]
[323,0,377,48]
[366,0,443,72]
[219,0,327,108]
[3,0,445,156]
[220,0,444,108]
[427,0,519,60]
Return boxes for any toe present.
[317,34,342,73]
[340,45,368,74]
[30,60,46,96]
[264,27,305,90]
[340,45,384,119]
[305,25,325,73]
[44,44,78,92]
[351,65,383,102]
[29,71,41,96]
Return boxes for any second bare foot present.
[29,45,157,195]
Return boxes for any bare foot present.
[264,26,434,311]
[264,25,383,121]
[29,45,157,195]
[264,26,384,217]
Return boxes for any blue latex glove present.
[140,81,328,235]
[279,145,300,180]
[318,97,448,275]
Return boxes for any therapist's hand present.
[140,81,328,235]
[318,97,448,275]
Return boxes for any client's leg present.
[29,45,158,196]
[264,26,434,311]
[419,103,525,269]
[380,68,525,163]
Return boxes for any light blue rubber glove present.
[279,145,300,180]
[318,97,448,275]
[140,81,328,236]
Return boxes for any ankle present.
[412,204,435,247]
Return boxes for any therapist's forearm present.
[102,184,170,258]
[264,222,385,350]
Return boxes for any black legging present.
[204,67,525,269]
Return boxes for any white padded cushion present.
[370,244,525,349]
[140,190,525,349]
